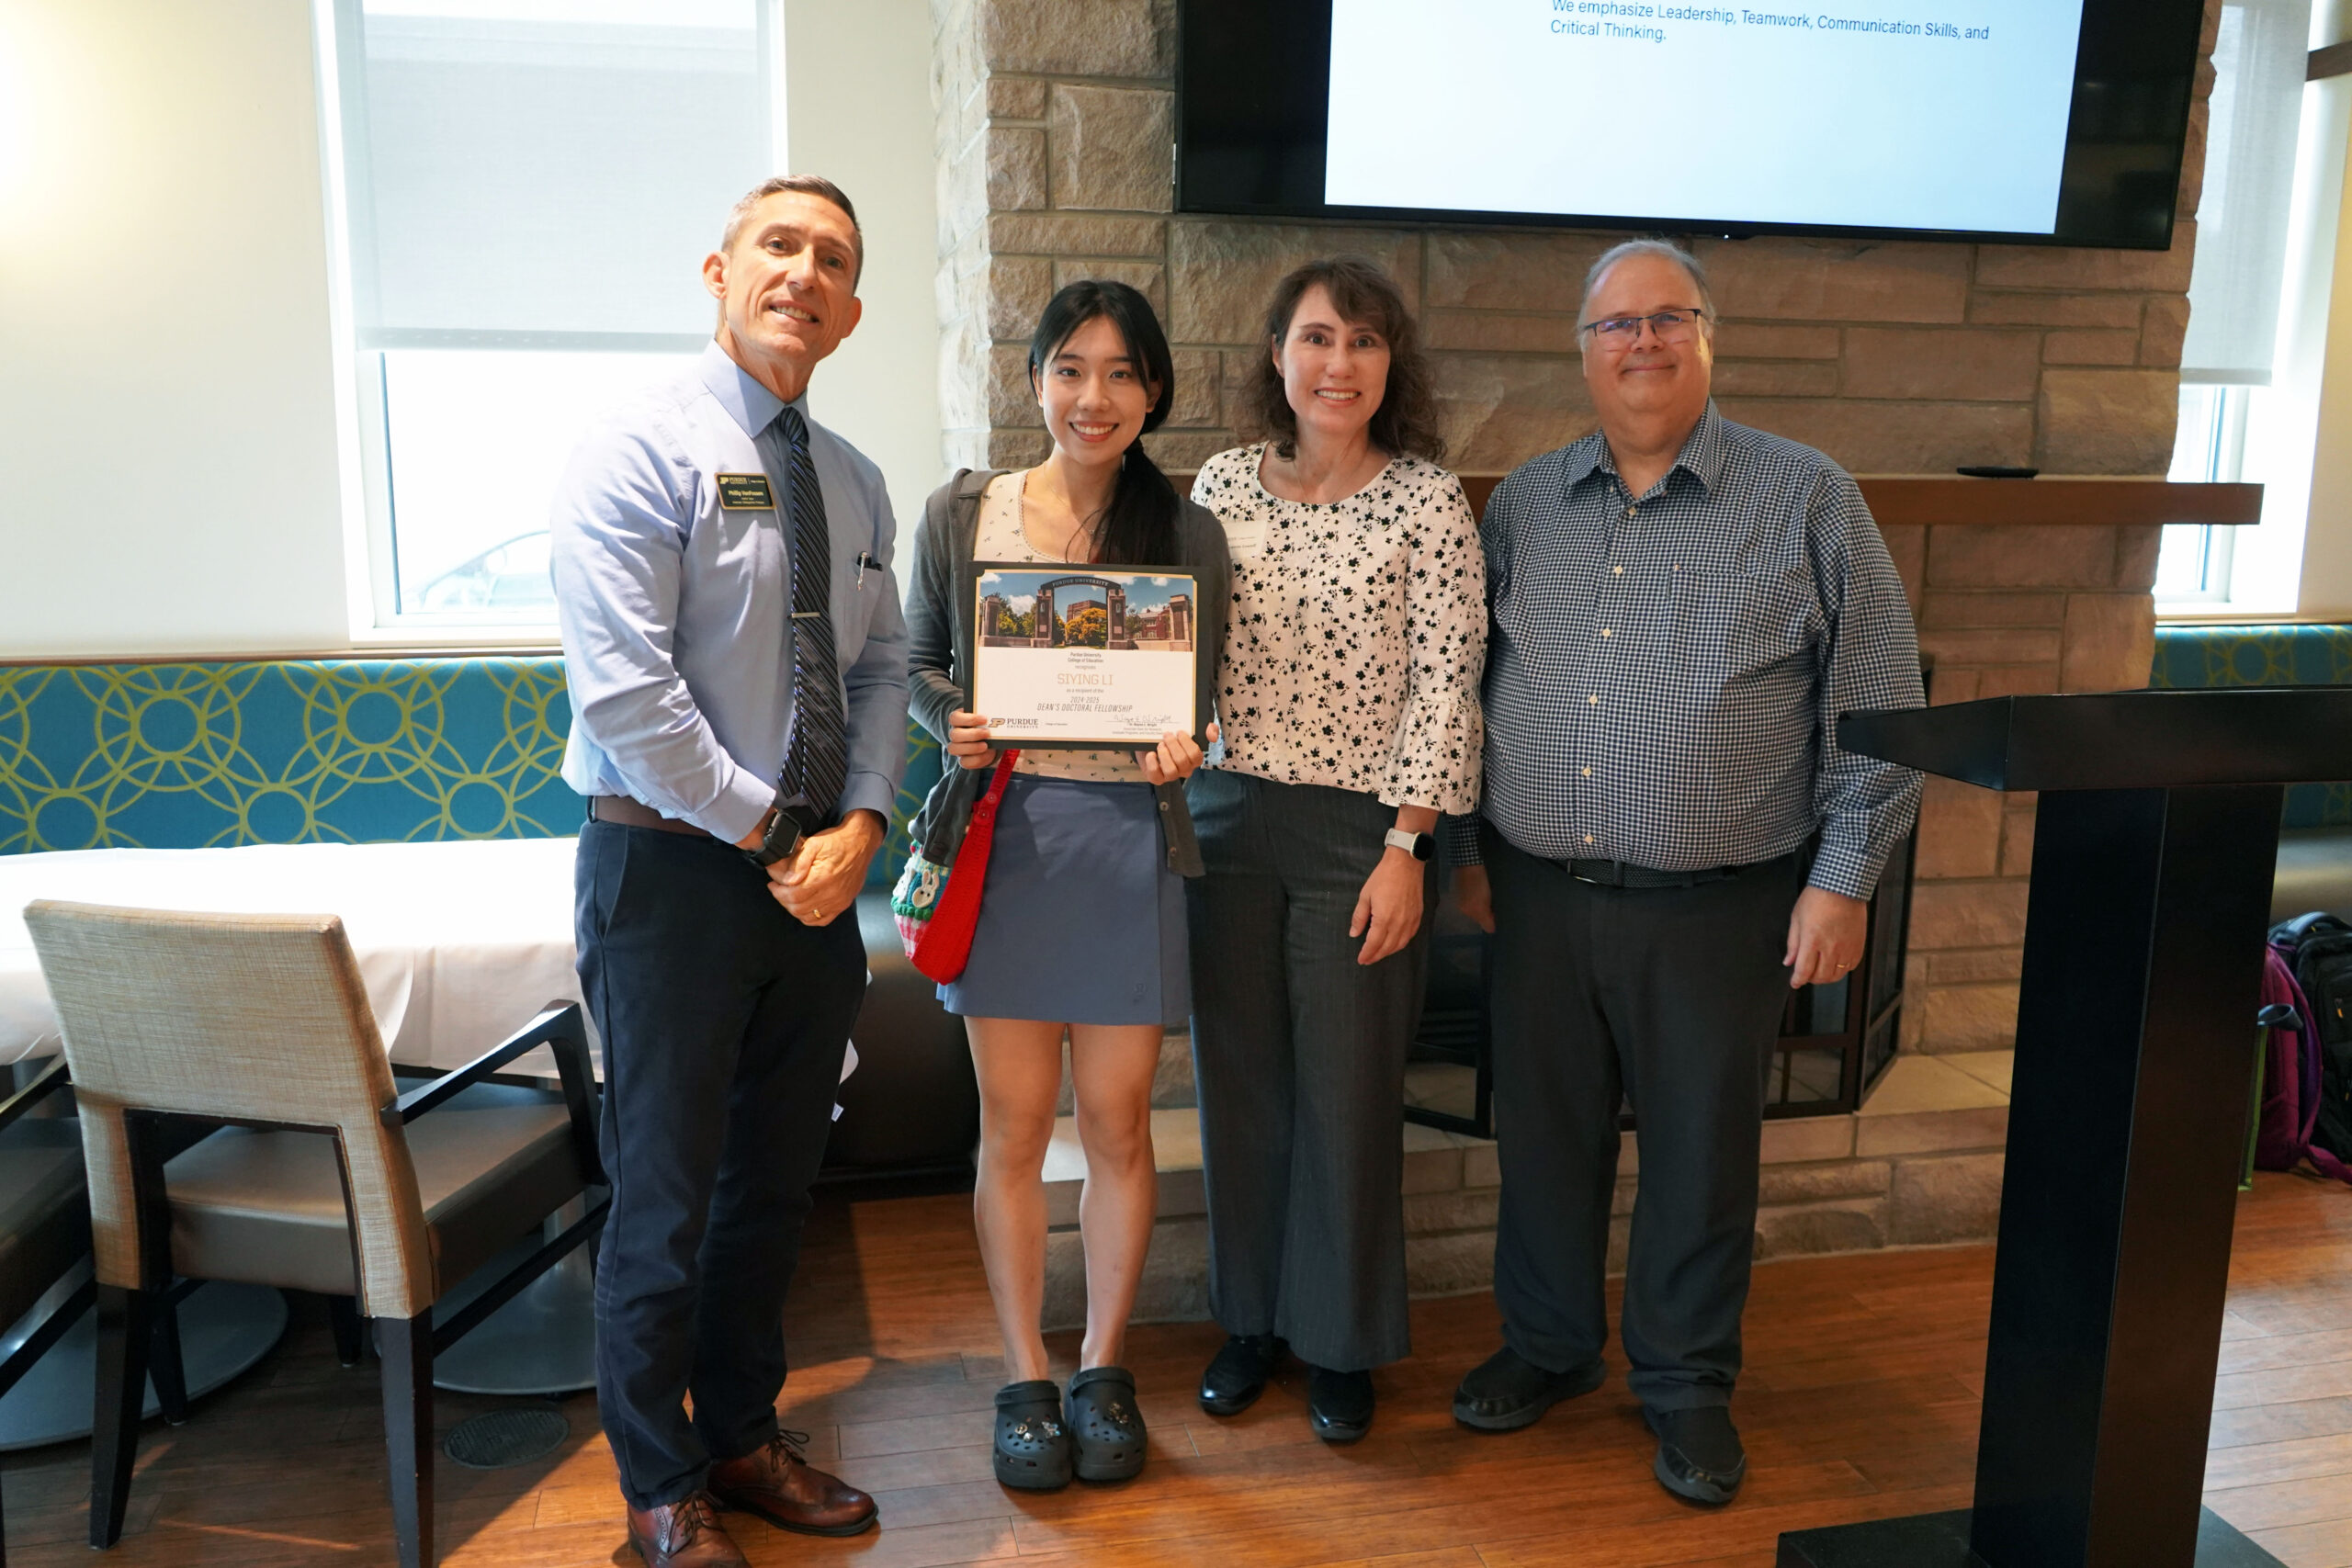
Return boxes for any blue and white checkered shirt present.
[1445,403,1924,900]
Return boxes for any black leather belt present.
[588,795,713,839]
[1563,850,1801,889]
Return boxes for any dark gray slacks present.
[575,822,865,1511]
[1185,768,1438,1372]
[1483,826,1804,1412]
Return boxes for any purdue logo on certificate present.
[970,563,1200,748]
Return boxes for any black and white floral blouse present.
[1190,444,1487,814]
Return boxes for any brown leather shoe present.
[708,1428,878,1537]
[626,1493,748,1568]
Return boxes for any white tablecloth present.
[0,839,585,1072]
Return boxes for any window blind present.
[334,0,773,349]
[2180,0,2314,384]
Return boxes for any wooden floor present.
[8,1174,2352,1567]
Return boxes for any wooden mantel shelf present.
[1175,470,2257,529]
[1440,474,2260,527]
[1850,477,2261,528]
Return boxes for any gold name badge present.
[717,473,775,510]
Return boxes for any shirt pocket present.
[828,523,886,644]
[1671,564,1820,688]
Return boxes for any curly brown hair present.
[1238,256,1444,465]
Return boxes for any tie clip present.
[791,611,822,620]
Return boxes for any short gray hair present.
[1578,239,1713,328]
[718,175,864,288]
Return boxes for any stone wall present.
[933,0,2221,1055]
[1883,520,2165,1053]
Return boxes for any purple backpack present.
[2256,942,2352,1183]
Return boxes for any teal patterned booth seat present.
[2150,624,2352,829]
[0,657,943,888]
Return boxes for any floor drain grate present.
[443,1407,570,1470]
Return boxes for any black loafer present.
[1065,1366,1148,1483]
[1645,1404,1746,1505]
[1306,1365,1374,1444]
[1199,1333,1288,1416]
[1452,1346,1606,1431]
[992,1379,1072,1491]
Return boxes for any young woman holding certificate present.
[1185,257,1487,1442]
[905,280,1229,1491]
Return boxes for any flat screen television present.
[1176,0,2204,249]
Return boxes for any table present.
[1,838,587,1073]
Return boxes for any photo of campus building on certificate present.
[976,567,1195,652]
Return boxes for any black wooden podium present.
[1780,689,2352,1568]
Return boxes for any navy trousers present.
[574,821,865,1511]
[1483,827,1804,1413]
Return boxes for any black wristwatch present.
[743,794,813,868]
[1384,828,1435,862]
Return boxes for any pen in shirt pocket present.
[855,551,880,587]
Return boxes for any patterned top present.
[978,471,1143,784]
[1189,445,1487,813]
[1441,403,1924,900]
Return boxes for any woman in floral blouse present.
[1185,256,1487,1441]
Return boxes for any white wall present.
[2296,6,2352,617]
[784,0,944,541]
[0,0,352,657]
[0,0,942,660]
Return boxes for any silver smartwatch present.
[1384,828,1435,862]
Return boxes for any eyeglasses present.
[1579,309,1706,346]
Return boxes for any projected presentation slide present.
[1323,0,2086,234]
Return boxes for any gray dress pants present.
[1185,767,1437,1372]
[1483,826,1806,1412]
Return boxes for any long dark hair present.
[1025,279,1182,567]
[1240,255,1444,464]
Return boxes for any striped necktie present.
[775,404,847,823]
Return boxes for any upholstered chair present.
[23,901,606,1568]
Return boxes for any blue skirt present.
[939,773,1190,1027]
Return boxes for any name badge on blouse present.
[1221,515,1266,560]
[716,473,775,511]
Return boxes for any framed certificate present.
[970,563,1201,748]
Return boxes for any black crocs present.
[1065,1366,1148,1482]
[993,1379,1073,1491]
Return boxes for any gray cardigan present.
[905,468,1233,877]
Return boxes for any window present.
[2157,383,2245,603]
[315,0,783,636]
[2159,0,2338,616]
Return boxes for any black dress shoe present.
[1306,1365,1374,1443]
[1645,1404,1746,1505]
[1198,1334,1287,1416]
[1452,1346,1606,1431]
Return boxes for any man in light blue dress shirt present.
[550,175,906,1568]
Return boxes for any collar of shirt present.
[696,339,808,443]
[1560,400,1733,501]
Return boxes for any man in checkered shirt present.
[1442,239,1924,1506]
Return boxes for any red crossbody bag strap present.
[910,749,1020,984]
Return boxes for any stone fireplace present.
[933,0,2227,1071]
[938,0,2245,1300]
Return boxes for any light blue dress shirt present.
[551,341,910,844]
